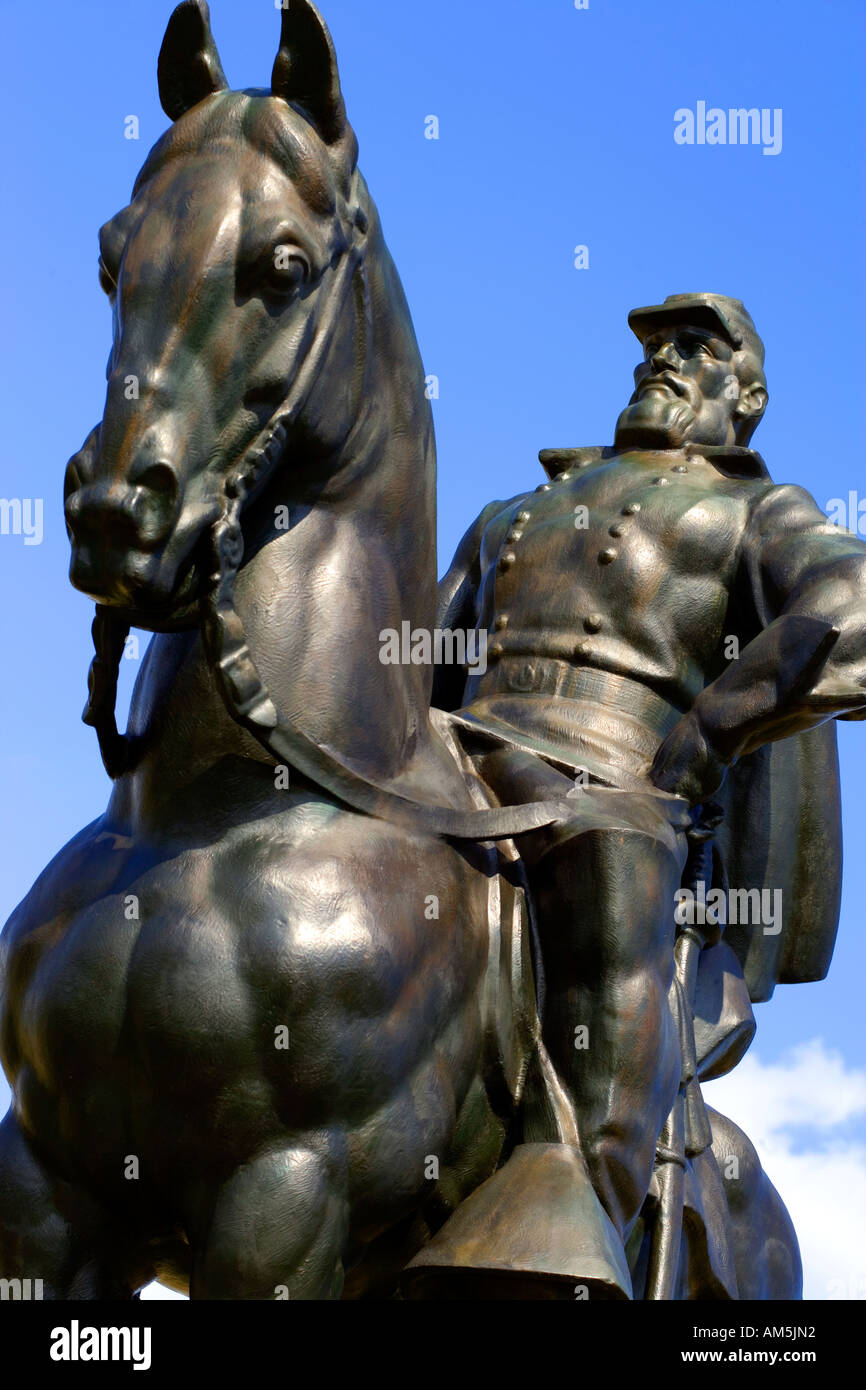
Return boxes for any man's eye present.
[680,333,710,356]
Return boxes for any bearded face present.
[614,323,751,450]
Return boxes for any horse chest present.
[6,809,485,1174]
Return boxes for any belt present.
[475,659,683,739]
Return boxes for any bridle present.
[82,178,570,841]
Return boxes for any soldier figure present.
[433,294,866,1278]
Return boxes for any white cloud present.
[706,1040,866,1300]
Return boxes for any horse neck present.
[112,209,451,834]
[236,221,441,778]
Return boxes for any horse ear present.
[271,0,346,144]
[158,0,229,121]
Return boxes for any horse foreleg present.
[0,1108,138,1298]
[189,1144,349,1300]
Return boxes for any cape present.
[713,726,842,1001]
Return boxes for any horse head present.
[62,0,464,809]
[64,0,375,630]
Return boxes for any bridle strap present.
[83,607,132,779]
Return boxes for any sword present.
[646,802,723,1300]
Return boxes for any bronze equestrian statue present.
[0,2,863,1300]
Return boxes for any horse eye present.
[263,246,309,294]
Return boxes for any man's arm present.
[652,483,866,801]
[432,498,510,711]
[737,483,866,719]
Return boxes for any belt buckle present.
[507,660,538,693]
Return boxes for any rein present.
[82,190,571,842]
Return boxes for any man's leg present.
[529,827,685,1242]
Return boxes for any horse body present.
[3,374,501,1296]
[0,6,504,1298]
[2,775,496,1297]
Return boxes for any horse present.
[0,0,800,1300]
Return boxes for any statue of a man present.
[434,293,866,1277]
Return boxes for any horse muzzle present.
[64,449,195,610]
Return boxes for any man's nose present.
[650,341,681,372]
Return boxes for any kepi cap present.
[628,293,764,365]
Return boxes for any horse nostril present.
[64,425,101,502]
[130,461,179,502]
[128,461,181,546]
[63,461,87,536]
[64,452,92,504]
[64,462,82,501]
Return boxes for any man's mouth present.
[636,373,687,398]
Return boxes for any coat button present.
[575,640,592,657]
[499,551,516,569]
[488,642,504,660]
[609,524,623,538]
[494,614,509,630]
[584,613,604,633]
[506,529,523,543]
[653,476,670,486]
[516,510,531,523]
[673,464,688,473]
[599,547,617,564]
[535,483,551,492]
[622,502,641,515]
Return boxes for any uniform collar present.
[538,443,770,481]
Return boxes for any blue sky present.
[1,0,864,1298]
